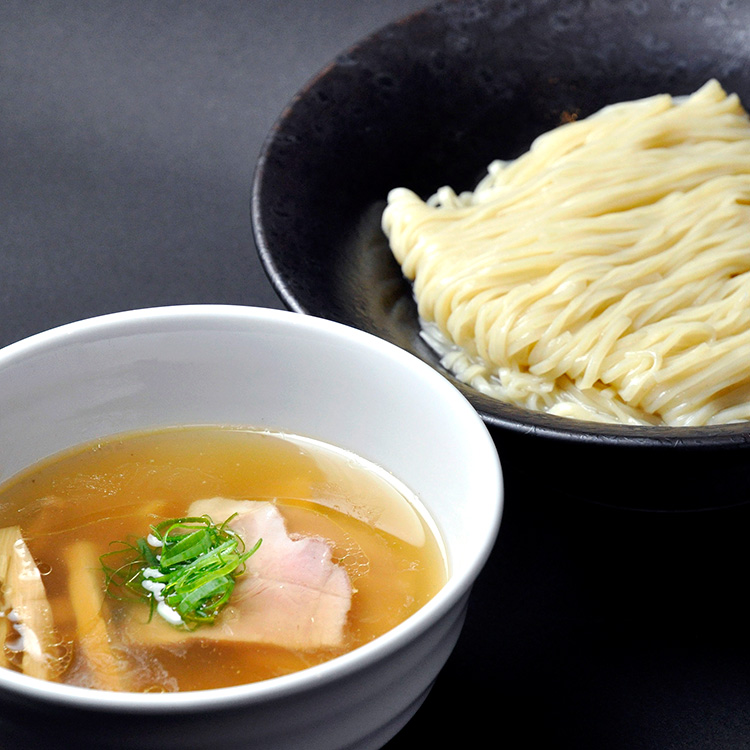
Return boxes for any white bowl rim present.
[0,304,503,713]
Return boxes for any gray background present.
[0,0,426,346]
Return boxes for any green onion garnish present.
[101,514,261,630]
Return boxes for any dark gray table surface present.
[4,2,750,748]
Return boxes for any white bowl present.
[0,305,503,750]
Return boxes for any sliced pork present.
[128,497,352,651]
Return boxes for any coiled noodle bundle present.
[382,80,750,426]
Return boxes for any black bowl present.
[252,0,750,512]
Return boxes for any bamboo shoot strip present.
[65,540,128,691]
[0,525,57,680]
[0,534,10,669]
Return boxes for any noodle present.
[382,79,750,426]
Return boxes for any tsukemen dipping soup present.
[0,426,447,692]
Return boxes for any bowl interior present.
[251,0,750,510]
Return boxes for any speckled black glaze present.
[252,0,750,511]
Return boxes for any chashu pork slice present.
[127,497,352,650]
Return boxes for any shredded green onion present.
[100,514,261,630]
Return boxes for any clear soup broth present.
[0,427,447,692]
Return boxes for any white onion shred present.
[156,600,183,626]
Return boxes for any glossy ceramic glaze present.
[252,0,750,511]
[0,305,503,749]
